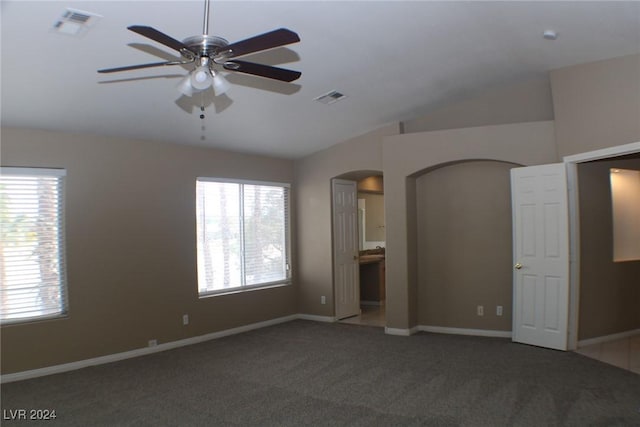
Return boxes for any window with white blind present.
[196,178,291,296]
[0,168,67,323]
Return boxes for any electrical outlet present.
[477,305,484,316]
[148,339,158,347]
[321,296,326,305]
[496,306,503,316]
[182,314,189,325]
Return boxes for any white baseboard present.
[2,316,516,384]
[297,314,336,323]
[419,325,512,338]
[1,314,299,384]
[384,326,419,336]
[577,328,640,348]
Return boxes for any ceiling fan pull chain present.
[200,92,206,119]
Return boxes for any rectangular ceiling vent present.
[53,8,102,37]
[314,90,347,105]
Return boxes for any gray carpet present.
[2,320,640,426]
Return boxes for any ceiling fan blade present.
[222,28,300,59]
[223,60,301,82]
[128,25,195,55]
[98,60,192,73]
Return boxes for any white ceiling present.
[2,1,639,159]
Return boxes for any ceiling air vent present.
[53,8,102,37]
[314,90,347,105]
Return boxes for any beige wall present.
[577,157,640,340]
[5,53,639,375]
[294,124,400,317]
[551,54,640,157]
[383,121,558,330]
[0,127,296,374]
[294,53,639,334]
[416,161,517,331]
[403,77,555,134]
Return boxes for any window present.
[0,168,67,323]
[196,178,291,296]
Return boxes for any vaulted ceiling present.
[2,1,639,158]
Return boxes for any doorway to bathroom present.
[334,173,386,327]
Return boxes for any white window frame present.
[195,177,292,297]
[0,167,68,324]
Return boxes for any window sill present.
[198,281,292,299]
[1,313,68,327]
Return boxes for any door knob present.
[514,263,523,270]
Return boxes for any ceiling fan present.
[98,0,301,97]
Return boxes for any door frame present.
[563,141,640,350]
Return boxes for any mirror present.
[357,175,385,250]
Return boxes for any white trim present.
[198,281,291,298]
[297,314,336,323]
[566,161,581,351]
[1,314,298,384]
[0,315,517,384]
[563,141,640,163]
[419,325,512,338]
[384,326,419,336]
[0,167,66,177]
[577,329,640,348]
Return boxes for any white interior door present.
[332,179,360,319]
[511,163,570,351]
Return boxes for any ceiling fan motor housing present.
[182,35,230,58]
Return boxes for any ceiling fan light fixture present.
[177,66,227,97]
[212,72,230,96]
[177,74,195,96]
[190,66,213,90]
